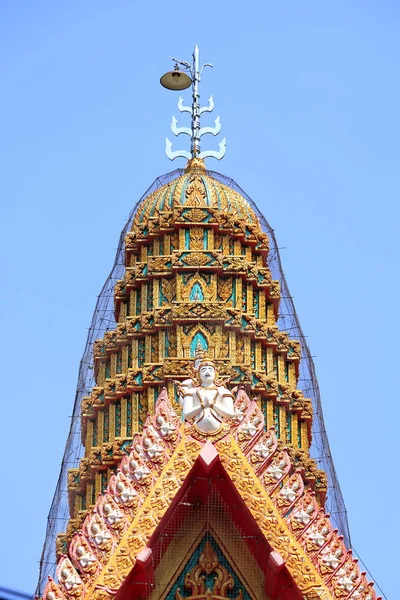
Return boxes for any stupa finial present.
[160,45,226,162]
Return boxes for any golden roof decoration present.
[133,167,257,226]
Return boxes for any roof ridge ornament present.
[160,45,226,162]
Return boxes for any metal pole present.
[191,45,200,157]
[165,46,225,162]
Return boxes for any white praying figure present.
[178,359,235,433]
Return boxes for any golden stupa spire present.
[37,46,382,600]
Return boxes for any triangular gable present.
[87,437,329,600]
[147,486,267,600]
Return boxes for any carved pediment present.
[175,540,244,600]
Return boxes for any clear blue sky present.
[0,1,398,598]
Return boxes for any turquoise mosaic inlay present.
[190,331,208,357]
[190,282,205,301]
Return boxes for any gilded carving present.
[181,273,215,302]
[162,278,176,302]
[97,494,127,538]
[108,471,140,510]
[221,255,248,272]
[164,358,193,378]
[56,534,68,560]
[141,422,167,467]
[186,420,231,443]
[124,231,138,253]
[316,532,347,579]
[120,450,153,489]
[180,207,211,223]
[236,336,245,363]
[235,401,264,450]
[219,330,230,358]
[183,174,207,206]
[189,226,206,250]
[347,573,378,600]
[302,511,333,557]
[85,435,201,597]
[175,541,243,600]
[216,437,332,599]
[83,512,114,563]
[273,469,304,516]
[262,449,291,493]
[172,302,227,321]
[248,427,278,471]
[69,534,100,579]
[42,578,67,600]
[56,557,85,598]
[113,280,126,300]
[148,255,172,273]
[218,277,233,302]
[173,250,221,268]
[330,553,361,598]
[153,390,180,446]
[287,489,319,537]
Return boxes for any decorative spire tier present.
[63,161,322,543]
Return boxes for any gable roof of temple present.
[43,389,378,600]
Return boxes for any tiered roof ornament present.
[161,45,226,161]
[37,45,384,600]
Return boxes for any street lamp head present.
[160,64,192,91]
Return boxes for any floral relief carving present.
[262,449,292,493]
[56,557,85,598]
[42,578,67,600]
[69,533,100,580]
[175,541,243,600]
[108,471,140,510]
[248,427,278,472]
[287,489,319,537]
[184,175,207,206]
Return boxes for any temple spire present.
[161,45,226,161]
